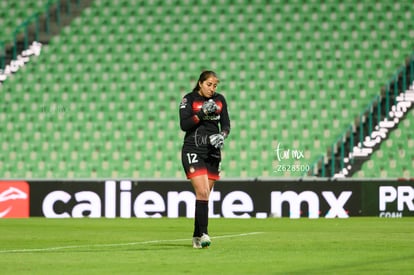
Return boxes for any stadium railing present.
[0,0,81,70]
[309,52,414,177]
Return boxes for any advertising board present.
[1,179,411,218]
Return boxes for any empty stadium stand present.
[0,0,413,179]
[0,0,49,40]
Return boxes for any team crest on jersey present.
[180,98,187,109]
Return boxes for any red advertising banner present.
[0,181,30,218]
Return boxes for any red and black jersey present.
[179,91,231,155]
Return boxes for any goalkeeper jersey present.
[179,90,231,156]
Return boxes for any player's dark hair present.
[192,70,218,92]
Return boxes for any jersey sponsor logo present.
[204,114,220,121]
[0,181,30,218]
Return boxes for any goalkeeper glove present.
[209,133,225,149]
[201,99,218,115]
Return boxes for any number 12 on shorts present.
[186,153,198,164]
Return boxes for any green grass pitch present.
[0,218,413,274]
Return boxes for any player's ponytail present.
[192,70,218,92]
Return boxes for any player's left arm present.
[219,95,231,139]
[209,95,231,149]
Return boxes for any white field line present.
[0,232,263,254]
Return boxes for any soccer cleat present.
[200,233,211,248]
[192,237,201,249]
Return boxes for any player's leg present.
[197,157,220,248]
[208,179,215,192]
[190,174,211,248]
[195,178,215,248]
[181,148,211,248]
[191,178,215,248]
[190,174,211,201]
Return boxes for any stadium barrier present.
[0,0,82,70]
[1,179,413,219]
[309,52,414,178]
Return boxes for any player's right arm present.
[180,94,219,131]
[179,94,204,131]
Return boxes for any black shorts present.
[181,146,221,180]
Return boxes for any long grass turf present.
[0,217,413,274]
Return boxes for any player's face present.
[198,77,218,98]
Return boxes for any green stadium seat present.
[1,0,413,178]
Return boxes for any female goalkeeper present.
[179,70,231,248]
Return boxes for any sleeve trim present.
[192,115,200,124]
